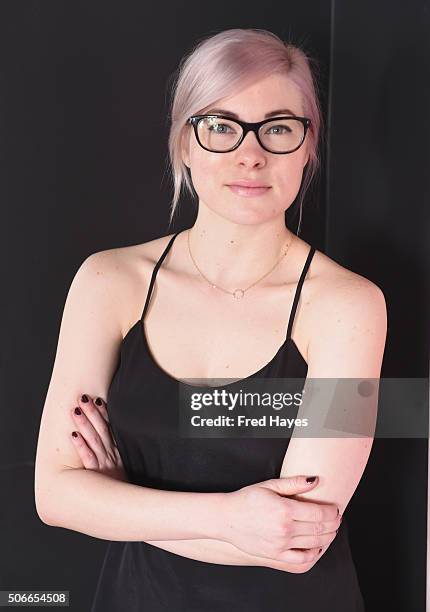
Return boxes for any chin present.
[216,206,277,226]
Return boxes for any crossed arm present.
[34,251,387,574]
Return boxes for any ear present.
[182,151,190,168]
[181,128,191,168]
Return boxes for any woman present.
[35,28,387,610]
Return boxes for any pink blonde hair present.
[166,28,324,227]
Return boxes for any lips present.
[227,184,271,197]
[228,180,270,188]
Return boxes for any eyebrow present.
[204,108,298,119]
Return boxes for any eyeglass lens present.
[196,116,305,153]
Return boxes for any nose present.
[234,130,267,166]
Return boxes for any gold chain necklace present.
[187,229,294,299]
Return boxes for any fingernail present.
[95,397,103,406]
[81,394,89,403]
[74,407,82,415]
[72,431,78,438]
[306,476,317,483]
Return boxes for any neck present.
[186,204,295,290]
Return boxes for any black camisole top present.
[91,230,365,611]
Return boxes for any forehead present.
[202,73,304,120]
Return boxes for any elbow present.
[34,489,58,527]
[34,471,61,527]
[34,464,85,527]
[292,559,317,574]
[34,490,56,526]
[36,506,56,526]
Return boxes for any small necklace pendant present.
[233,288,245,299]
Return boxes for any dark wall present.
[1,1,428,610]
[327,3,429,611]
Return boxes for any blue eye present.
[208,123,234,134]
[266,125,292,135]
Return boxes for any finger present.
[94,397,109,423]
[289,530,337,550]
[112,444,124,468]
[286,498,339,523]
[71,403,110,466]
[291,515,342,537]
[90,397,119,449]
[70,430,99,470]
[77,395,115,457]
[92,397,118,447]
[275,546,322,565]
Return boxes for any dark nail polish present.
[306,476,317,483]
[72,431,78,438]
[74,407,82,415]
[81,394,89,402]
[95,397,103,406]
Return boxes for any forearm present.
[37,468,227,542]
[38,469,314,573]
[145,539,311,573]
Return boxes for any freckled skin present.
[181,73,310,227]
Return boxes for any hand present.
[70,394,128,482]
[221,476,341,565]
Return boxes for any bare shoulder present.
[305,243,387,346]
[309,245,386,303]
[91,232,175,272]
[87,233,177,335]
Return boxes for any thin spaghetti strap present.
[286,245,316,341]
[141,231,183,322]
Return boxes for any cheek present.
[188,152,306,218]
[275,162,305,199]
[189,153,225,199]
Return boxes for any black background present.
[1,1,429,610]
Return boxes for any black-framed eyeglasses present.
[187,114,311,155]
